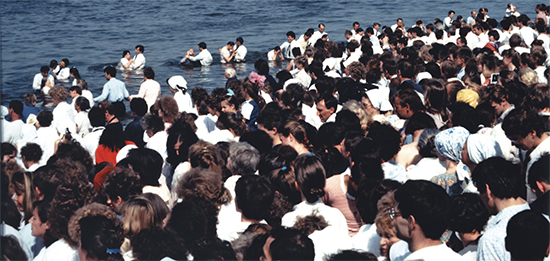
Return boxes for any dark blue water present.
[1,0,538,107]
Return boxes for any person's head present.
[48,179,96,247]
[227,142,260,176]
[88,107,106,127]
[30,199,53,244]
[279,121,311,152]
[140,113,164,138]
[220,95,239,114]
[1,143,16,164]
[103,66,116,78]
[506,210,550,261]
[121,196,161,240]
[471,157,523,214]
[434,126,470,162]
[502,107,547,150]
[528,154,550,197]
[417,129,440,158]
[316,93,337,122]
[131,227,188,260]
[125,148,163,187]
[188,140,221,172]
[216,112,246,137]
[101,167,143,214]
[143,67,155,80]
[67,203,124,261]
[11,171,35,223]
[135,45,144,54]
[47,86,68,105]
[293,154,326,203]
[129,98,147,118]
[365,122,401,162]
[192,237,236,260]
[122,50,131,59]
[154,95,179,123]
[236,36,244,45]
[263,226,314,261]
[461,133,503,171]
[448,10,455,18]
[448,193,490,238]
[198,42,207,50]
[392,88,425,119]
[392,180,450,241]
[523,84,549,112]
[20,143,42,167]
[375,195,400,258]
[24,93,37,106]
[60,58,69,68]
[255,59,270,75]
[235,175,274,221]
[176,168,231,207]
[286,31,296,42]
[75,96,90,112]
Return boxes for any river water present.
[0,0,538,107]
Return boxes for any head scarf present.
[456,89,480,108]
[466,134,504,164]
[435,126,470,162]
[167,75,187,91]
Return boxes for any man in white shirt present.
[392,180,463,261]
[343,41,361,68]
[234,37,247,62]
[310,23,326,45]
[53,58,71,82]
[20,143,42,172]
[219,41,235,64]
[444,10,455,30]
[129,67,161,111]
[351,21,360,35]
[316,93,337,124]
[132,45,146,70]
[4,100,25,145]
[297,28,314,53]
[280,31,301,59]
[518,14,538,48]
[32,66,54,94]
[182,42,213,66]
[472,157,530,261]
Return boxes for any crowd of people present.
[1,3,550,261]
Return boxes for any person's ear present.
[536,181,546,195]
[408,215,416,232]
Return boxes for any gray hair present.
[225,68,237,78]
[228,142,260,175]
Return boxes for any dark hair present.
[294,154,326,203]
[506,210,550,260]
[166,196,218,248]
[523,84,549,111]
[104,66,116,77]
[131,227,188,260]
[352,158,385,223]
[268,166,302,205]
[328,250,377,261]
[449,102,479,133]
[20,143,42,163]
[448,193,490,233]
[269,226,314,261]
[143,67,154,79]
[122,50,130,57]
[394,88,425,113]
[140,113,164,135]
[192,237,236,261]
[528,154,550,194]
[217,112,246,136]
[99,123,126,152]
[70,85,83,95]
[418,129,440,158]
[236,37,244,44]
[366,122,401,161]
[502,107,547,139]
[254,59,270,75]
[55,142,94,178]
[75,96,90,111]
[129,98,147,117]
[9,100,23,116]
[1,236,28,261]
[101,168,143,202]
[36,110,53,127]
[135,44,144,53]
[235,175,274,221]
[166,116,198,166]
[79,215,124,261]
[318,93,338,111]
[61,58,70,66]
[286,31,296,39]
[335,110,362,133]
[125,148,163,187]
[240,131,273,156]
[191,87,210,115]
[32,165,63,201]
[258,145,298,178]
[394,180,450,240]
[472,157,523,199]
[88,107,106,127]
[404,112,436,135]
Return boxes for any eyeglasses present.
[386,207,402,220]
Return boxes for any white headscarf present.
[466,134,504,164]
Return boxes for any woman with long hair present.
[423,79,449,128]
[11,171,35,225]
[279,121,313,154]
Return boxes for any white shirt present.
[381,161,406,183]
[31,126,59,166]
[57,67,71,82]
[281,199,349,235]
[309,226,353,261]
[466,32,479,50]
[173,91,194,113]
[1,222,33,260]
[81,126,104,163]
[74,111,91,137]
[81,90,94,107]
[52,101,75,134]
[294,69,312,88]
[205,129,237,144]
[404,243,463,261]
[220,46,232,64]
[352,223,381,255]
[132,53,146,70]
[33,73,54,91]
[525,135,550,203]
[405,157,446,181]
[234,45,247,62]
[444,17,453,29]
[343,51,361,68]
[145,131,168,160]
[187,49,213,66]
[194,115,216,140]
[3,119,24,144]
[280,40,301,59]
[36,239,79,261]
[519,26,538,48]
[131,79,161,111]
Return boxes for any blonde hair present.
[48,85,68,102]
[121,196,159,239]
[375,191,396,235]
[518,67,538,86]
[343,100,372,131]
[11,171,35,223]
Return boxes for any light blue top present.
[94,77,129,103]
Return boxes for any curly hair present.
[448,193,490,233]
[154,95,179,123]
[175,168,231,207]
[68,203,123,250]
[20,143,43,163]
[49,180,96,247]
[48,85,68,102]
[55,142,94,177]
[188,140,222,173]
[101,168,143,202]
[51,158,88,183]
[346,62,366,80]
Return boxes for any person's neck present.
[533,132,550,148]
[241,215,260,223]
[445,159,458,174]
[460,231,481,247]
[409,237,443,253]
[495,197,526,213]
[10,114,21,121]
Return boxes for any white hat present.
[167,75,187,91]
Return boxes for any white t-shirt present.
[133,53,146,70]
[235,45,247,62]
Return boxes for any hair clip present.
[282,166,287,171]
[106,249,121,255]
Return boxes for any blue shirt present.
[94,77,129,103]
[22,105,40,122]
